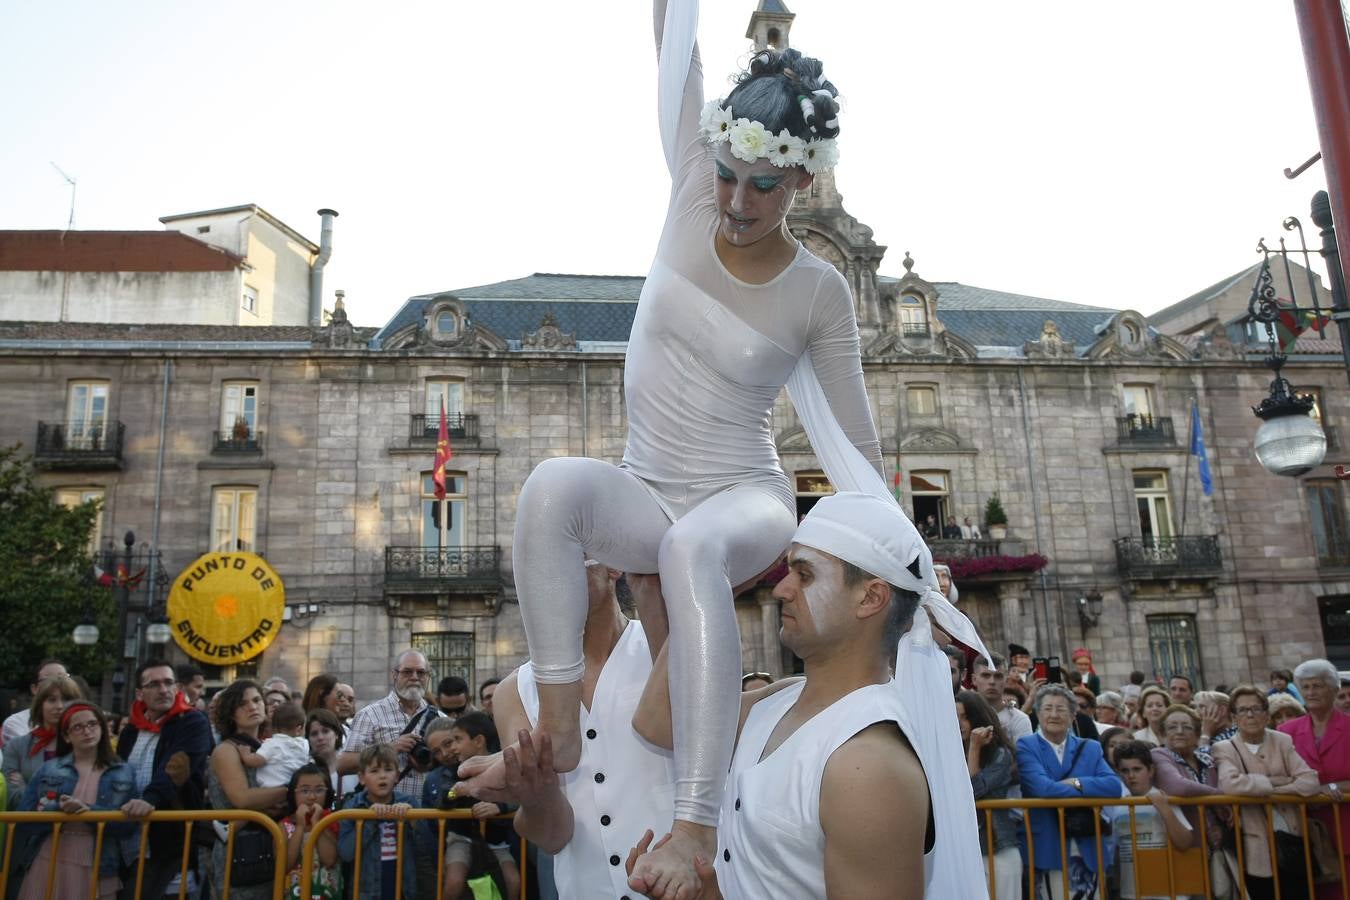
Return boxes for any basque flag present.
[1190,402,1213,497]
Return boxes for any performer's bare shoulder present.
[820,721,929,899]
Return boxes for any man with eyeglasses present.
[337,650,437,800]
[114,658,213,900]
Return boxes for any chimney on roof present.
[310,209,338,327]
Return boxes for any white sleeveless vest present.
[715,681,935,899]
[517,621,676,900]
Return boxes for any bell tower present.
[745,0,794,52]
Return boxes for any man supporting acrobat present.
[631,491,990,899]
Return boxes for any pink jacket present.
[1279,710,1350,893]
[1213,731,1322,878]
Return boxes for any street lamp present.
[1077,589,1104,629]
[1247,218,1330,477]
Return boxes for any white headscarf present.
[787,364,991,899]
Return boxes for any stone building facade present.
[1,1,1346,708]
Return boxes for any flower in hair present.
[728,118,770,164]
[766,130,805,168]
[699,100,734,143]
[802,138,839,175]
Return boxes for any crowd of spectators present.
[947,648,1350,899]
[6,642,1350,899]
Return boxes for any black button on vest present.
[601,815,612,826]
[594,772,605,784]
[723,848,731,862]
[734,798,741,811]
[586,728,597,739]
[610,854,621,866]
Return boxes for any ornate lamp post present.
[1248,209,1337,477]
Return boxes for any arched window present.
[900,296,929,336]
[435,310,457,338]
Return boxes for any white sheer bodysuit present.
[512,0,883,827]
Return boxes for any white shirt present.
[999,705,1033,742]
[517,621,675,900]
[1040,732,1068,764]
[716,681,944,900]
[255,733,312,788]
[1,710,29,748]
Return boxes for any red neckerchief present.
[129,692,194,733]
[28,726,56,757]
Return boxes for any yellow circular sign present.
[167,551,285,664]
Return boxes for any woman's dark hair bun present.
[728,47,840,142]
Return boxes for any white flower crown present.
[699,98,839,175]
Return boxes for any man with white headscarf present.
[629,491,991,899]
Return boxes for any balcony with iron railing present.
[34,421,125,469]
[901,321,931,338]
[1116,414,1176,445]
[212,429,264,454]
[1114,535,1222,579]
[407,413,480,447]
[384,545,502,586]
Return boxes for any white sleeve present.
[254,737,278,763]
[655,0,704,182]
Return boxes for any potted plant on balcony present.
[984,494,1009,541]
[231,415,251,445]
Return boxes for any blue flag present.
[1190,403,1213,496]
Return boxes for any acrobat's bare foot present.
[628,821,715,900]
[535,682,583,773]
[454,748,506,800]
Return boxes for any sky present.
[0,1,1334,329]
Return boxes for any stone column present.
[758,590,782,679]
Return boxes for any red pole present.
[1292,0,1350,292]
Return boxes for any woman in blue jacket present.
[14,702,148,899]
[1016,684,1124,900]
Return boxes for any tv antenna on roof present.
[50,162,77,231]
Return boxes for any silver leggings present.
[513,456,795,826]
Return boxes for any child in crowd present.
[237,702,311,788]
[281,763,342,900]
[447,712,519,900]
[1111,740,1196,900]
[339,744,417,899]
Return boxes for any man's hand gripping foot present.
[627,820,717,900]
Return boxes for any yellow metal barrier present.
[299,808,529,900]
[0,809,288,900]
[977,793,1348,900]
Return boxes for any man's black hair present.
[437,675,469,698]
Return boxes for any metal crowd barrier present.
[977,793,1348,900]
[299,808,529,900]
[0,808,287,900]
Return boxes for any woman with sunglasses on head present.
[14,702,148,899]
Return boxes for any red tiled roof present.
[0,231,244,273]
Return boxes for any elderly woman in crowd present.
[1268,692,1307,728]
[1150,705,1222,835]
[1096,691,1127,728]
[957,690,1021,900]
[1214,685,1322,900]
[1132,685,1170,747]
[1279,658,1350,899]
[1016,684,1122,899]
[3,676,84,805]
[208,680,289,899]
